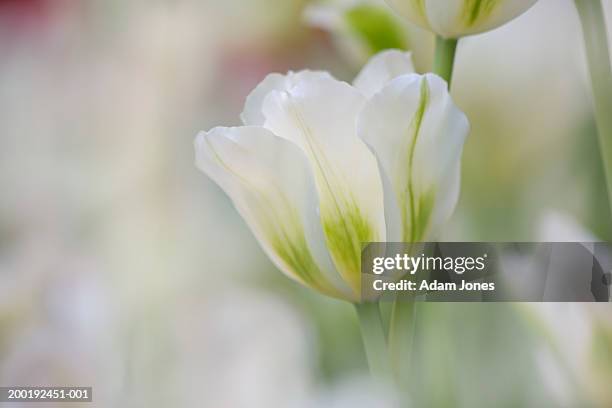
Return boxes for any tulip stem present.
[354,301,391,381]
[433,36,458,87]
[574,0,612,220]
[388,298,416,385]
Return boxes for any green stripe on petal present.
[414,0,427,20]
[266,206,330,291]
[403,77,430,242]
[461,0,500,27]
[321,197,375,291]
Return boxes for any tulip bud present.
[384,0,538,38]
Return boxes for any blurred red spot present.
[0,0,56,31]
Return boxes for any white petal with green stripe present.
[358,73,469,242]
[384,0,537,38]
[261,76,386,294]
[195,126,354,300]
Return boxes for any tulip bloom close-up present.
[195,51,469,302]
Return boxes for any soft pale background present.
[0,0,611,406]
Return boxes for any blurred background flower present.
[383,0,538,38]
[1,0,611,407]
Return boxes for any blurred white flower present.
[172,292,314,408]
[383,0,538,38]
[532,302,612,407]
[0,265,122,407]
[312,375,401,408]
[170,291,402,408]
[538,210,597,242]
[195,50,469,301]
[529,213,612,405]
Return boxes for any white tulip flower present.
[383,0,538,38]
[195,50,469,301]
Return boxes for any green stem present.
[433,36,458,86]
[574,0,612,219]
[354,302,391,381]
[388,299,416,384]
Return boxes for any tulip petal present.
[241,71,333,126]
[358,73,469,242]
[384,0,432,31]
[353,49,415,98]
[261,76,386,292]
[425,0,538,38]
[195,126,353,299]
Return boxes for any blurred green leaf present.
[345,4,408,55]
[592,322,612,382]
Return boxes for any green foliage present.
[345,4,408,55]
